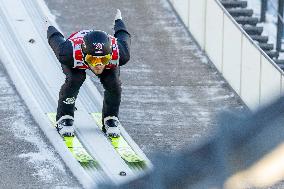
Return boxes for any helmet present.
[82,30,112,57]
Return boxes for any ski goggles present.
[85,54,112,67]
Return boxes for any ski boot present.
[56,115,75,137]
[103,116,121,138]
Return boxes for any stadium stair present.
[220,0,284,70]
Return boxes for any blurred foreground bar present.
[100,97,284,189]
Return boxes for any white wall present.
[260,56,282,107]
[170,0,284,111]
[223,15,242,94]
[241,37,261,110]
[188,0,207,49]
[172,0,189,27]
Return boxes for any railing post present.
[276,0,284,52]
[260,0,267,22]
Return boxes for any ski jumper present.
[47,19,131,122]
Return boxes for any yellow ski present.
[91,112,145,164]
[47,113,98,167]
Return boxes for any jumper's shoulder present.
[58,40,73,63]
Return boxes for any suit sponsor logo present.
[63,97,76,104]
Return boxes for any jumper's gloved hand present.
[115,9,122,21]
[113,9,122,28]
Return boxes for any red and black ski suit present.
[47,19,131,121]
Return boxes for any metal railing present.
[260,0,284,52]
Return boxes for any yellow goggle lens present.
[85,54,111,66]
